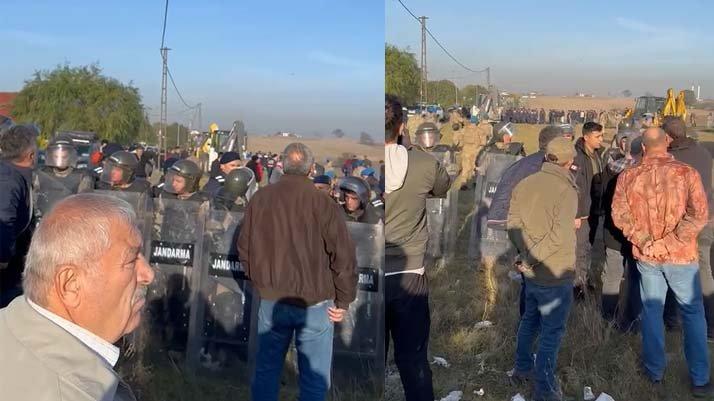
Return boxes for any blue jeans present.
[251,299,334,401]
[514,280,573,401]
[637,261,710,386]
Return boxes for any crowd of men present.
[388,91,714,400]
[0,122,386,400]
[501,108,601,125]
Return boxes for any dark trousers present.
[575,215,600,288]
[601,247,641,329]
[664,224,714,336]
[385,273,434,401]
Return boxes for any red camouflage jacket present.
[612,153,708,264]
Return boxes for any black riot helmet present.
[45,140,78,170]
[100,150,138,186]
[164,159,202,195]
[313,163,325,176]
[217,167,255,203]
[415,122,441,150]
[338,176,370,207]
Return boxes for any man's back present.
[385,149,451,272]
[508,163,578,285]
[669,137,713,213]
[238,174,356,309]
[613,154,708,263]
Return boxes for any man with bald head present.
[239,142,357,401]
[0,193,155,401]
[613,127,712,397]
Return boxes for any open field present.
[521,96,634,112]
[246,137,383,163]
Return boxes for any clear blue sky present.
[1,0,384,137]
[387,0,714,99]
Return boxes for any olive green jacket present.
[507,162,578,286]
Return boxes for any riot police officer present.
[33,140,94,220]
[155,159,210,202]
[95,150,152,195]
[413,122,441,152]
[338,176,382,224]
[476,121,526,175]
[202,151,242,197]
[212,167,255,212]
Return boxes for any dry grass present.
[385,153,714,401]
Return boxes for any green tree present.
[12,64,145,143]
[385,44,420,105]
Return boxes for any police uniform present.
[202,174,226,197]
[342,202,382,224]
[96,178,152,194]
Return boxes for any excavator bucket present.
[675,91,687,120]
[662,88,677,116]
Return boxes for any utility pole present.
[197,102,203,132]
[486,67,491,89]
[419,16,428,105]
[160,47,170,165]
[454,81,458,106]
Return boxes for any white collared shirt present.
[27,297,120,367]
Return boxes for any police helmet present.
[45,140,78,169]
[217,167,255,203]
[313,163,325,176]
[493,121,516,141]
[100,150,138,186]
[338,176,370,207]
[164,159,202,194]
[415,122,441,149]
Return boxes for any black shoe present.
[692,382,714,398]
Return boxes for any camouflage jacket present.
[612,154,708,264]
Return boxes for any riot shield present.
[34,169,75,219]
[332,221,385,397]
[468,153,522,263]
[185,208,257,381]
[426,150,459,262]
[92,189,153,252]
[145,198,207,358]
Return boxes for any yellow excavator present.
[628,88,687,128]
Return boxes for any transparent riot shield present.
[92,189,153,253]
[34,169,75,220]
[468,153,522,263]
[145,198,207,361]
[185,208,257,381]
[332,222,385,397]
[426,150,459,263]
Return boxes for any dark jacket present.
[572,138,606,218]
[0,161,33,264]
[238,174,357,309]
[96,178,152,196]
[602,149,631,252]
[488,150,545,225]
[385,148,451,273]
[669,137,713,216]
[202,175,225,197]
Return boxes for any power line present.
[160,0,169,48]
[395,0,487,74]
[167,66,196,110]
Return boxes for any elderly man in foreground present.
[0,193,155,401]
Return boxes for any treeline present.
[385,44,489,107]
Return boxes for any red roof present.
[0,92,18,118]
